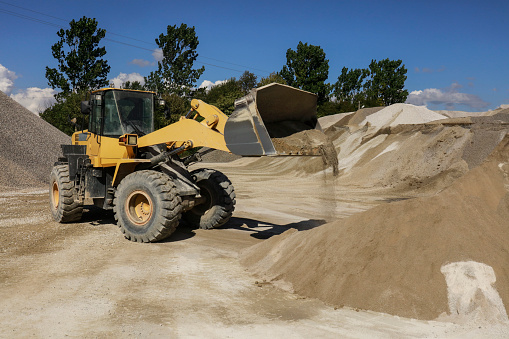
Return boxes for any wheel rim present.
[51,181,59,209]
[126,190,153,226]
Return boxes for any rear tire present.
[49,164,83,222]
[113,170,182,242]
[183,168,236,229]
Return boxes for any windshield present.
[103,90,154,137]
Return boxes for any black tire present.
[183,168,236,229]
[113,170,182,242]
[49,164,83,223]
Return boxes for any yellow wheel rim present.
[126,190,153,226]
[51,182,59,209]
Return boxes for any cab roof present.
[91,88,156,95]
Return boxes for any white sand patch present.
[440,261,508,324]
[318,111,354,129]
[373,141,401,160]
[336,134,387,172]
[362,103,446,131]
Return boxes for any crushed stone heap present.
[0,91,70,190]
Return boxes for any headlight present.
[119,134,138,146]
[127,135,137,145]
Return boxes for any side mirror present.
[158,99,171,119]
[81,101,91,114]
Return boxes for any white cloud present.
[405,83,489,110]
[109,72,145,88]
[10,87,57,114]
[198,80,227,92]
[152,48,163,62]
[0,64,18,94]
[130,59,152,67]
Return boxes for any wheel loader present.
[50,83,320,242]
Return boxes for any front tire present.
[113,170,182,242]
[183,168,236,229]
[49,164,83,222]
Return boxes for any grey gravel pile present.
[0,91,70,190]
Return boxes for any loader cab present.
[87,88,157,138]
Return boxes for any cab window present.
[89,97,102,135]
[103,91,123,137]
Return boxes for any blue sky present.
[0,0,507,113]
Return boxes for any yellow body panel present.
[138,119,229,151]
[138,115,230,152]
[72,131,138,167]
[190,99,228,134]
[72,130,151,185]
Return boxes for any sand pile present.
[241,135,509,321]
[0,91,70,190]
[318,105,508,193]
[346,106,385,126]
[330,124,473,192]
[435,105,509,118]
[359,103,447,130]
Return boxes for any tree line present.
[41,17,408,135]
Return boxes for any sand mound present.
[241,135,509,321]
[0,91,70,190]
[347,106,385,126]
[317,111,354,130]
[360,103,447,130]
[321,106,507,193]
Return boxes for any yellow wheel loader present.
[49,83,320,242]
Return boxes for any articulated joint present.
[206,114,219,128]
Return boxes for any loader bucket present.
[224,83,319,156]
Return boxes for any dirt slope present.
[241,135,509,321]
[0,91,70,190]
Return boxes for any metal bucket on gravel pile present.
[224,83,320,156]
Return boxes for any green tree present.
[144,71,164,94]
[364,59,408,105]
[257,72,287,87]
[146,23,205,96]
[45,16,110,98]
[316,100,358,118]
[154,93,190,129]
[120,80,145,91]
[201,79,244,115]
[40,92,87,136]
[238,71,257,94]
[192,79,244,115]
[334,67,369,103]
[280,42,330,103]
